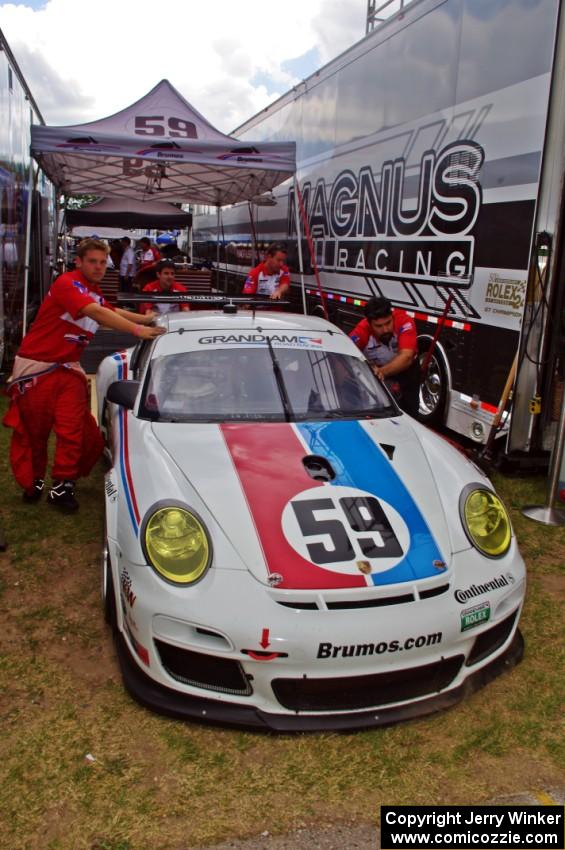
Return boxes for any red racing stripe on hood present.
[221,423,366,589]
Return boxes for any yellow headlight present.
[463,488,511,557]
[144,506,211,584]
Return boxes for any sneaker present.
[22,479,45,503]
[47,480,79,512]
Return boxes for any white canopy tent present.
[26,79,305,330]
[31,80,296,206]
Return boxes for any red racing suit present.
[242,262,290,297]
[139,246,161,270]
[349,310,420,416]
[140,280,189,314]
[3,270,111,489]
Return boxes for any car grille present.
[273,583,449,611]
[271,655,464,712]
[466,610,518,667]
[326,592,414,609]
[154,639,252,696]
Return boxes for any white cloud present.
[311,0,368,64]
[0,0,367,130]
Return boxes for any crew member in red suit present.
[242,242,290,300]
[138,237,161,271]
[349,296,420,417]
[139,260,189,315]
[4,238,165,511]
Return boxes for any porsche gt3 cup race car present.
[97,307,525,731]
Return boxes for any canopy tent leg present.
[62,195,68,268]
[293,176,307,316]
[22,164,39,337]
[248,202,259,268]
[215,205,223,293]
[218,205,230,295]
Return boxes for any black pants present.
[386,361,420,417]
[119,275,133,292]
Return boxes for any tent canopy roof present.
[31,80,296,206]
[65,196,192,228]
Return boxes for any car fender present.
[109,415,252,572]
[96,348,135,427]
[409,420,501,554]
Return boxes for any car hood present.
[151,418,452,590]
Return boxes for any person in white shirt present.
[119,237,136,292]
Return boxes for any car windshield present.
[139,346,396,422]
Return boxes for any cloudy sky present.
[1,0,367,131]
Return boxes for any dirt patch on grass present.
[537,572,565,600]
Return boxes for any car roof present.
[151,309,360,358]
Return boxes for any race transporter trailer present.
[0,28,56,368]
[193,0,565,459]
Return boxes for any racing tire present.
[100,399,108,442]
[308,300,337,324]
[100,401,113,467]
[310,303,327,319]
[417,339,449,426]
[102,539,117,628]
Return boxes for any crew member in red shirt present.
[140,260,189,315]
[242,242,290,300]
[4,238,165,511]
[350,296,420,417]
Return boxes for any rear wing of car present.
[116,294,291,313]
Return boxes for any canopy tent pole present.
[22,164,38,337]
[295,178,327,320]
[248,202,258,268]
[215,205,221,292]
[188,223,192,264]
[62,195,68,268]
[51,184,60,280]
[293,176,307,316]
[219,206,229,294]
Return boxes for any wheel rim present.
[420,354,443,416]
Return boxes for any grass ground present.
[0,406,563,850]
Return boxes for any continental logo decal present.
[317,632,442,659]
[454,572,515,603]
[198,334,323,346]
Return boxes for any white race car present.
[97,308,525,731]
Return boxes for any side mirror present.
[106,380,140,410]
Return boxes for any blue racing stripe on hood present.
[297,421,445,585]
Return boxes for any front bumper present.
[115,625,524,732]
[109,536,526,731]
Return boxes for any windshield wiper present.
[265,337,294,422]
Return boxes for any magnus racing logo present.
[289,140,484,287]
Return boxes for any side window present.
[131,341,153,380]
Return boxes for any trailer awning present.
[31,79,296,206]
[65,196,192,228]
